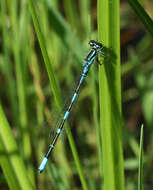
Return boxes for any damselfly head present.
[89,40,103,50]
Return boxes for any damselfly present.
[38,40,105,173]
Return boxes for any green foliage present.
[0,0,153,189]
[98,0,124,189]
[128,0,153,37]
[0,104,34,190]
[138,125,144,190]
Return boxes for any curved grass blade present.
[0,103,34,190]
[128,0,153,37]
[27,1,88,189]
[27,0,61,108]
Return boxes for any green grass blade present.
[91,67,103,181]
[128,0,153,37]
[27,1,88,189]
[0,103,34,190]
[138,124,144,190]
[27,0,61,108]
[98,0,125,190]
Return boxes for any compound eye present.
[89,40,95,46]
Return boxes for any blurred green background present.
[0,0,153,189]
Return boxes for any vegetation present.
[0,0,153,189]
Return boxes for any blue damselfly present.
[38,40,105,173]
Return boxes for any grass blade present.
[97,0,125,189]
[27,0,61,108]
[128,0,153,37]
[27,1,88,189]
[138,124,144,190]
[0,103,34,190]
[91,67,103,181]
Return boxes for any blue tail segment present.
[71,93,77,103]
[64,111,69,120]
[38,40,104,173]
[38,157,48,173]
